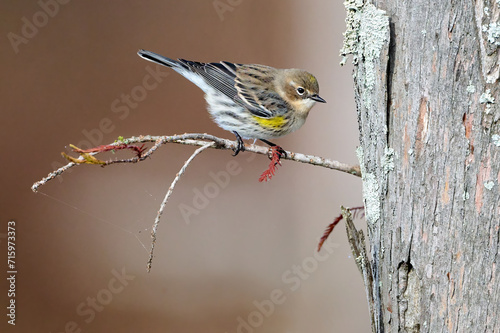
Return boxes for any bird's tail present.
[137,49,181,69]
[137,49,210,93]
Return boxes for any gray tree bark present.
[346,0,500,332]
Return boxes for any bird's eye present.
[296,87,305,95]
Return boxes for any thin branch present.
[32,162,77,192]
[31,133,361,192]
[343,206,375,333]
[147,142,212,272]
[31,133,362,272]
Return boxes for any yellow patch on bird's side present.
[253,115,286,129]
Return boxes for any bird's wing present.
[178,59,238,102]
[232,64,289,118]
[179,60,286,118]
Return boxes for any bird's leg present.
[232,131,245,156]
[259,139,276,147]
[259,139,287,159]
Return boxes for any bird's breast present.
[251,115,287,130]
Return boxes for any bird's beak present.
[311,94,326,103]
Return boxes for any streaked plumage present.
[137,49,325,144]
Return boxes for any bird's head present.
[277,69,326,116]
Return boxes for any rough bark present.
[349,0,500,332]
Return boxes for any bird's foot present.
[232,131,245,156]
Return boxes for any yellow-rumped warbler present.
[138,49,326,155]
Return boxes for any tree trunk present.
[349,0,500,332]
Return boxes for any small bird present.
[137,50,326,155]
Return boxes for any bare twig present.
[343,206,375,333]
[147,142,212,272]
[32,162,77,192]
[31,133,361,193]
[31,133,362,271]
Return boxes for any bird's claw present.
[232,131,245,156]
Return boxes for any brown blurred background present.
[0,1,369,332]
